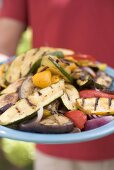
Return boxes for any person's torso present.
[28,0,114,67]
[28,0,114,160]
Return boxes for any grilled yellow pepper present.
[32,70,52,88]
[51,75,60,84]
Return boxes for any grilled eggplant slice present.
[45,99,60,114]
[72,68,92,88]
[0,80,64,125]
[82,67,96,78]
[0,93,18,114]
[72,68,104,89]
[1,78,25,94]
[19,76,35,99]
[76,97,114,115]
[19,114,74,134]
[95,71,113,88]
[61,84,79,110]
[76,75,90,87]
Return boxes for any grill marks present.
[15,107,21,113]
[37,91,42,96]
[26,98,37,107]
[80,98,105,111]
[33,49,40,56]
[82,98,85,107]
[77,97,114,114]
[108,98,112,109]
[40,66,49,72]
[41,51,47,57]
[66,92,70,101]
[94,98,99,111]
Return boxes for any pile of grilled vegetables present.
[0,46,114,134]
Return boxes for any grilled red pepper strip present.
[65,110,87,129]
[80,90,114,99]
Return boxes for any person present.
[0,1,114,170]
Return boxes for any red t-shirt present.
[1,0,114,160]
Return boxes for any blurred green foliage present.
[0,28,35,170]
[16,28,32,55]
[2,139,35,168]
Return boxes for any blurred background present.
[0,28,35,170]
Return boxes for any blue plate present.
[0,56,15,65]
[0,66,114,144]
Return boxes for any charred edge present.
[61,59,71,65]
[80,75,87,81]
[42,51,47,57]
[0,103,13,114]
[49,57,73,83]
[16,86,21,93]
[66,92,70,101]
[49,57,58,66]
[33,49,40,55]
[15,107,21,113]
[52,110,57,114]
[26,98,37,107]
[40,66,49,72]
[55,59,60,63]
[82,98,85,107]
[37,91,42,96]
[19,72,22,78]
[108,98,112,109]
[94,98,99,111]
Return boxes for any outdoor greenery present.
[2,139,35,169]
[0,28,35,170]
[16,28,32,55]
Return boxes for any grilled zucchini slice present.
[1,78,25,94]
[5,47,75,84]
[95,71,113,88]
[40,47,75,56]
[61,84,79,110]
[5,53,25,83]
[0,63,9,89]
[0,80,64,125]
[5,48,45,83]
[41,55,74,83]
[0,93,18,114]
[76,97,114,115]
